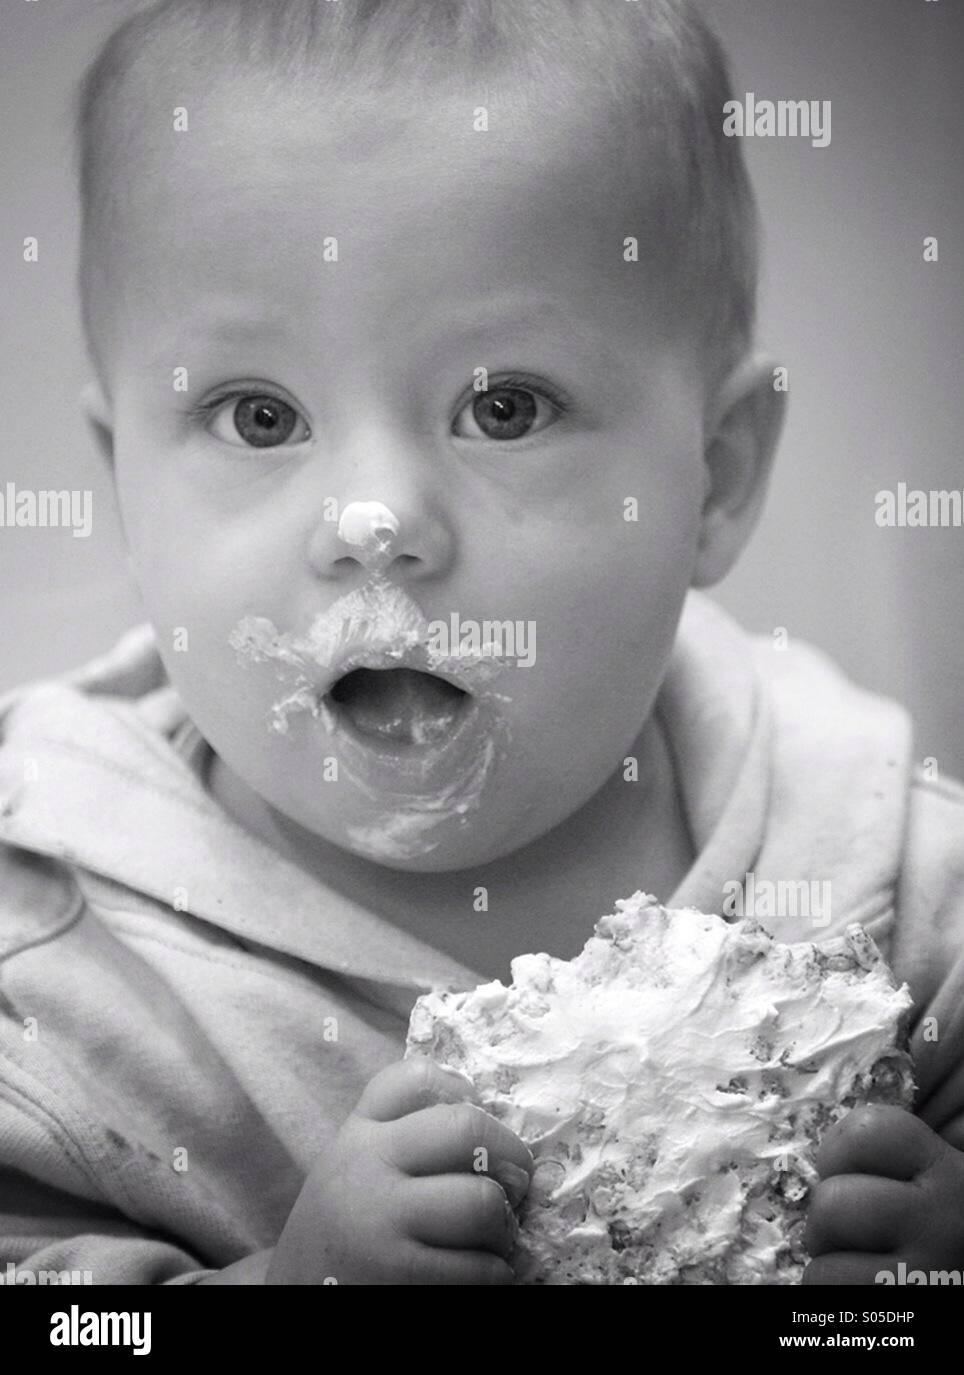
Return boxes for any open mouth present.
[324,666,472,748]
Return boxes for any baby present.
[1,0,963,1286]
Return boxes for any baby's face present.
[100,74,711,871]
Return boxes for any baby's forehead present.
[95,0,680,212]
[106,76,677,364]
[79,0,749,390]
[123,45,639,164]
[110,57,657,265]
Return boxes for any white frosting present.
[230,581,425,688]
[406,894,915,1284]
[336,501,400,571]
[227,589,512,859]
[329,697,504,862]
[343,730,498,861]
[228,581,509,735]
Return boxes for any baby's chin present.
[276,720,631,874]
[324,796,546,873]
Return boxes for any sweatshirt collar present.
[662,595,913,941]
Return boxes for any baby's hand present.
[803,1104,964,1283]
[266,1058,533,1285]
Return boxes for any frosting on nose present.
[337,501,400,570]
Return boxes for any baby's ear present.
[691,352,787,589]
[80,380,115,471]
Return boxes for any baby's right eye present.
[203,392,311,450]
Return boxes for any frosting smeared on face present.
[226,564,514,860]
[228,580,510,731]
[336,500,401,575]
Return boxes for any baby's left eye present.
[453,385,561,442]
[206,394,311,449]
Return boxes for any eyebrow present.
[140,298,625,375]
[137,314,292,371]
[411,298,628,374]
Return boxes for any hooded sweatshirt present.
[0,590,962,1285]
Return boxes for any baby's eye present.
[453,383,562,442]
[205,393,311,449]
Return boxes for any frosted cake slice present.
[405,892,915,1285]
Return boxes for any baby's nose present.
[336,500,400,574]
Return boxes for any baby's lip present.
[313,643,477,702]
[229,592,510,731]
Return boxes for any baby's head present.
[75,0,784,871]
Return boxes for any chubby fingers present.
[398,1174,520,1258]
[804,1107,964,1282]
[386,1099,534,1205]
[355,1058,533,1205]
[804,1174,919,1256]
[355,1055,480,1122]
[803,1253,894,1286]
[814,1105,942,1183]
[390,1242,515,1286]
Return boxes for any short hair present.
[73,0,759,398]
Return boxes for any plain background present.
[1,0,962,774]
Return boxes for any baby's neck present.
[207,713,694,983]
